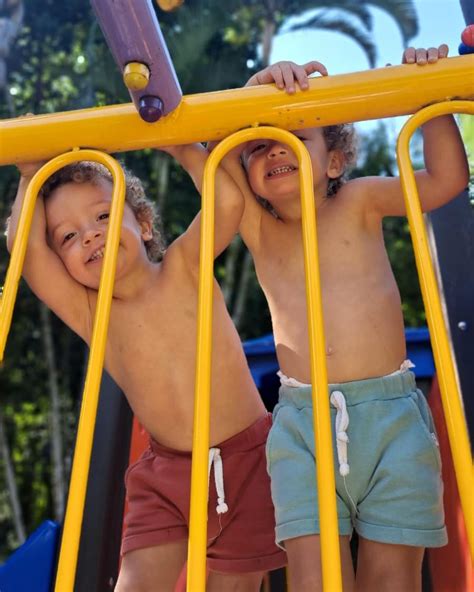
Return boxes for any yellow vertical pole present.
[53,152,126,591]
[187,127,341,591]
[397,101,474,559]
[0,148,126,590]
[186,142,215,590]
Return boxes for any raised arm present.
[7,164,90,340]
[213,60,330,253]
[161,143,245,270]
[358,45,469,218]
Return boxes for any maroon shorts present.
[121,413,287,574]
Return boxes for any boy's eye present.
[250,143,266,154]
[62,232,76,244]
[98,212,110,221]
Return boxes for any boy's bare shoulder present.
[341,175,381,197]
[339,175,392,214]
[159,238,199,285]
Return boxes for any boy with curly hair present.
[210,46,468,591]
[7,149,286,591]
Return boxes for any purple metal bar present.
[91,0,182,122]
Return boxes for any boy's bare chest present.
[261,215,371,279]
[256,208,390,324]
[103,284,198,381]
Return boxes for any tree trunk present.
[222,235,243,307]
[261,16,276,66]
[0,0,24,90]
[0,407,26,544]
[231,249,254,331]
[156,152,170,212]
[40,303,65,521]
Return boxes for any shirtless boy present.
[216,45,468,591]
[7,146,286,591]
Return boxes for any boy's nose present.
[267,142,288,158]
[83,229,102,246]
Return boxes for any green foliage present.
[0,0,256,559]
[0,0,423,562]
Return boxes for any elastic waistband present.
[149,412,271,457]
[278,371,417,408]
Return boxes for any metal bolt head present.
[138,96,164,123]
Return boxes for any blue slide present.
[0,521,59,592]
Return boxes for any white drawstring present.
[208,448,228,515]
[330,390,350,477]
[330,390,358,516]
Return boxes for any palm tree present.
[234,0,418,67]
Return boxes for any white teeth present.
[89,247,104,262]
[268,165,296,177]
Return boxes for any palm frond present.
[288,13,377,67]
[366,0,418,43]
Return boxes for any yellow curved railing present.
[1,92,472,592]
[188,127,342,591]
[397,101,474,559]
[0,149,126,590]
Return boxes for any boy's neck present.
[110,259,160,301]
[273,191,330,223]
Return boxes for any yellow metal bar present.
[186,139,216,590]
[397,102,473,559]
[52,152,125,591]
[1,56,473,166]
[188,127,341,591]
[0,148,126,590]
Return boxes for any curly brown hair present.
[40,161,165,262]
[322,123,357,197]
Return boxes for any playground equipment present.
[1,55,473,166]
[459,24,474,54]
[90,0,182,122]
[0,1,473,590]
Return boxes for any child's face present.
[45,179,152,289]
[242,127,339,206]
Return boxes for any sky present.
[271,0,469,135]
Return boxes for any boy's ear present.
[327,149,345,179]
[139,219,153,241]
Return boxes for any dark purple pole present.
[91,0,182,122]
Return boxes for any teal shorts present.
[266,370,447,548]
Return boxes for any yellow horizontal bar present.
[187,127,341,591]
[397,101,473,559]
[1,55,473,166]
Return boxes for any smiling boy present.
[6,152,286,591]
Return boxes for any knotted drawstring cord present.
[208,448,228,515]
[330,390,350,477]
[330,390,358,515]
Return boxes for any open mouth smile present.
[266,165,297,178]
[87,247,105,263]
